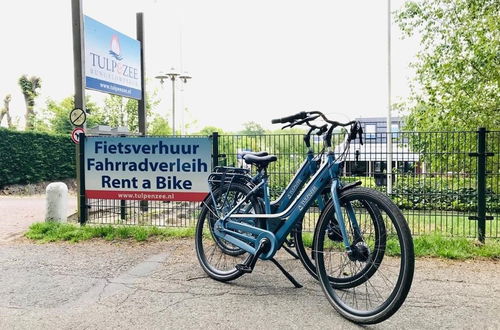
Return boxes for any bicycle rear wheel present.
[314,187,414,324]
[195,183,263,282]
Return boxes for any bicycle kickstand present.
[269,258,303,288]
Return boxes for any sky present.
[0,0,418,133]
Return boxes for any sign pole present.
[137,12,146,136]
[71,0,86,115]
[72,0,86,225]
[136,13,148,211]
[78,134,87,225]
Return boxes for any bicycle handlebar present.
[271,110,363,146]
[307,111,356,128]
[272,110,355,128]
[271,111,308,124]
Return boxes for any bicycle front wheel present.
[314,187,414,324]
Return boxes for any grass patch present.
[302,210,500,238]
[299,231,499,260]
[25,222,195,243]
[26,222,500,259]
[412,233,500,259]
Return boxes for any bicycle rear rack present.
[208,166,252,188]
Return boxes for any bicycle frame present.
[212,151,360,260]
[212,149,326,229]
[269,151,325,212]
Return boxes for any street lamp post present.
[386,0,393,195]
[155,68,191,135]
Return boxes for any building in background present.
[336,117,422,185]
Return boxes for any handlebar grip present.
[289,114,320,128]
[271,111,307,124]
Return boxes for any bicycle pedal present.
[235,264,253,273]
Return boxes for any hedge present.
[0,128,76,187]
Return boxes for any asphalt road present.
[1,238,499,330]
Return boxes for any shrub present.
[0,128,76,187]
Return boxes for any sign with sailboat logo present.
[83,15,142,100]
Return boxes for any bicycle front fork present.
[330,181,363,251]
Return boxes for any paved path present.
[0,239,499,329]
[0,195,78,241]
[1,196,498,328]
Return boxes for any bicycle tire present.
[195,182,263,282]
[314,187,414,324]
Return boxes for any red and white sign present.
[71,127,85,144]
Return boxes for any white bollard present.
[45,182,68,222]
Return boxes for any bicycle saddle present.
[239,151,269,157]
[243,154,277,168]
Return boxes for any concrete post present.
[46,182,68,222]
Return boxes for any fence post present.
[469,128,494,243]
[477,128,487,243]
[212,132,219,168]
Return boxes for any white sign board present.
[84,15,142,99]
[84,137,211,201]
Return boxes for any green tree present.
[396,0,500,131]
[196,126,225,136]
[102,89,160,133]
[240,121,265,135]
[148,115,172,135]
[396,0,500,177]
[0,95,14,129]
[103,95,133,130]
[43,96,103,134]
[18,75,42,130]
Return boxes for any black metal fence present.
[85,129,499,240]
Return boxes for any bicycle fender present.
[340,180,362,192]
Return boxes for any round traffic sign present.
[69,108,87,126]
[71,127,85,144]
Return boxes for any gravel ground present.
[0,238,499,330]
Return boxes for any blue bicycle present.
[195,111,414,324]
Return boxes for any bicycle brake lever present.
[358,124,364,145]
[317,124,328,136]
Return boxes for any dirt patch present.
[0,179,77,196]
